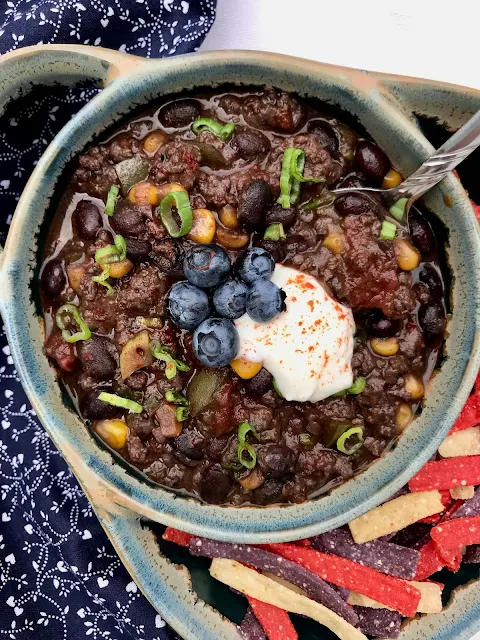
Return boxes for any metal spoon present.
[333,109,480,221]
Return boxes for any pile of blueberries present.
[168,245,286,368]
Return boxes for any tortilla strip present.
[349,491,444,543]
[348,581,442,614]
[450,485,475,500]
[439,427,480,458]
[210,558,367,640]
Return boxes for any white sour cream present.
[235,264,355,402]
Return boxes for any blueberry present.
[246,280,286,322]
[193,318,240,367]
[168,282,210,330]
[213,279,248,319]
[235,248,275,284]
[183,244,231,289]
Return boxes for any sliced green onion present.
[278,147,326,209]
[379,220,397,240]
[55,304,91,343]
[264,223,286,241]
[336,427,364,455]
[273,379,284,398]
[302,191,336,210]
[389,197,408,222]
[238,422,260,445]
[152,342,189,379]
[98,392,143,414]
[192,118,235,140]
[176,406,190,422]
[95,234,127,265]
[92,265,115,296]
[237,442,257,469]
[159,190,193,238]
[332,377,367,397]
[165,389,188,405]
[105,185,119,216]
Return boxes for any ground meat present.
[44,331,78,372]
[196,165,270,207]
[127,414,154,439]
[296,444,353,479]
[117,265,168,315]
[150,139,201,188]
[74,145,118,198]
[219,90,305,132]
[126,434,149,465]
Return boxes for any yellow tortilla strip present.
[348,581,442,614]
[349,491,444,543]
[210,558,367,640]
[438,427,480,458]
[450,485,475,499]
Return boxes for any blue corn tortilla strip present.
[188,538,358,626]
[389,522,433,549]
[450,486,480,520]
[238,606,266,640]
[354,606,401,638]
[464,545,480,564]
[311,528,420,580]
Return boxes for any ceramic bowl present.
[0,46,479,553]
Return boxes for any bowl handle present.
[0,44,145,274]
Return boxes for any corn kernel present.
[94,419,129,449]
[396,403,413,433]
[382,169,403,189]
[405,373,425,400]
[216,225,250,250]
[219,205,239,229]
[143,130,168,154]
[187,208,216,244]
[128,182,160,206]
[240,468,265,490]
[394,238,421,271]
[231,359,263,380]
[370,337,399,357]
[322,232,345,254]
[108,259,134,278]
[66,263,85,293]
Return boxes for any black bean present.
[151,238,186,276]
[256,239,286,263]
[77,335,117,380]
[418,302,446,341]
[126,371,148,390]
[41,259,66,297]
[252,479,283,505]
[263,445,292,475]
[337,172,368,189]
[354,140,391,184]
[81,388,118,420]
[125,237,152,262]
[237,179,272,230]
[334,192,376,217]
[307,119,339,155]
[409,214,435,256]
[159,99,201,128]
[244,368,273,395]
[174,429,205,460]
[200,465,233,504]
[73,200,102,240]
[365,310,401,338]
[110,202,145,236]
[265,204,297,229]
[204,435,230,461]
[419,264,443,299]
[230,128,270,158]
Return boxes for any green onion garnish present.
[336,426,364,455]
[95,234,127,265]
[192,118,235,140]
[176,406,190,422]
[237,442,257,470]
[379,220,397,240]
[389,197,408,222]
[159,190,193,238]
[302,191,336,210]
[273,379,284,398]
[55,304,91,343]
[332,376,366,397]
[98,392,143,414]
[152,342,189,379]
[264,223,286,241]
[165,389,188,405]
[92,265,115,296]
[238,422,260,444]
[278,147,326,209]
[105,185,119,216]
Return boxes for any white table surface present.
[201,1,480,637]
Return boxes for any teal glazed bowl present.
[0,45,480,553]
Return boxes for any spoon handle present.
[392,110,480,202]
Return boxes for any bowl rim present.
[1,49,480,542]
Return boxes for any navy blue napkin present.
[0,2,216,638]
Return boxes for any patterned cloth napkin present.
[0,2,216,638]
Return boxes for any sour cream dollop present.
[235,264,355,402]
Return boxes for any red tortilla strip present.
[409,456,480,491]
[293,539,312,547]
[414,541,445,580]
[263,544,421,617]
[431,515,480,565]
[248,597,298,640]
[449,389,480,434]
[162,527,193,547]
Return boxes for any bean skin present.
[41,259,66,297]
